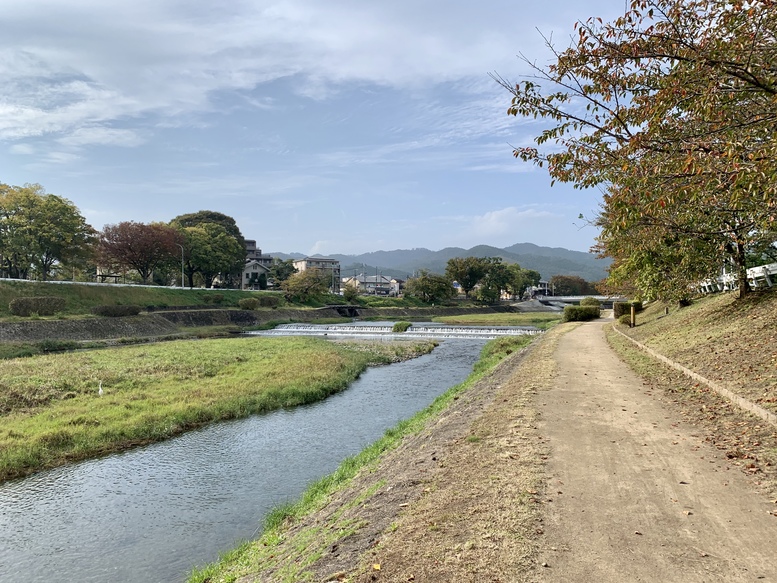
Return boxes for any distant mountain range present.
[270,242,611,282]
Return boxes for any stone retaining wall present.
[0,305,514,342]
[0,314,179,342]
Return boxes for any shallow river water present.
[0,338,486,583]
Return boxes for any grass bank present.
[0,280,433,320]
[607,287,777,496]
[188,333,537,583]
[616,288,777,414]
[433,311,562,330]
[0,280,272,317]
[0,336,436,482]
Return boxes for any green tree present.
[171,211,246,287]
[0,183,95,280]
[475,258,511,303]
[445,257,489,298]
[342,284,360,303]
[404,270,456,304]
[496,0,777,299]
[176,223,245,288]
[268,258,298,286]
[503,265,541,299]
[549,275,598,296]
[281,268,330,302]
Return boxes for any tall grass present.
[0,336,433,481]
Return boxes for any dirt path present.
[536,319,777,582]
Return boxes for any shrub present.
[613,301,644,318]
[392,321,412,333]
[562,305,600,322]
[9,296,66,317]
[258,295,281,308]
[208,293,225,305]
[91,305,142,317]
[579,296,601,307]
[35,340,80,353]
[618,314,633,326]
[238,298,260,310]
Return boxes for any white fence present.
[699,262,777,293]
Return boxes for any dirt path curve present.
[536,319,776,582]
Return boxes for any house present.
[292,256,341,293]
[241,240,274,290]
[342,273,394,295]
[242,259,271,290]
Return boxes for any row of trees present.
[403,256,544,304]
[444,256,542,302]
[0,183,265,288]
[498,0,777,300]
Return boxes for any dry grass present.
[608,289,777,498]
[622,288,777,414]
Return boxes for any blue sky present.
[1,0,624,256]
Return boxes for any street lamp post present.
[176,244,185,288]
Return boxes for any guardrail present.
[698,262,777,293]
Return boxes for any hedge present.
[613,301,643,318]
[258,295,281,308]
[238,298,260,310]
[579,297,601,307]
[562,305,601,322]
[91,305,142,317]
[9,296,66,317]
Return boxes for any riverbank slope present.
[193,288,777,581]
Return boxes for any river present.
[0,338,487,583]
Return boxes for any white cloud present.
[471,206,557,238]
[10,143,34,155]
[0,0,621,144]
[58,127,145,148]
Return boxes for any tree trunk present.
[735,241,751,300]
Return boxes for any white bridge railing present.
[699,262,777,293]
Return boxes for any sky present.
[0,0,626,256]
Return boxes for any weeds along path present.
[535,319,776,582]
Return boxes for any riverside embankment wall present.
[0,305,512,342]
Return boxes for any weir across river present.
[247,322,542,340]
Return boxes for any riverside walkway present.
[535,318,776,582]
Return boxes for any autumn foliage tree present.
[497,0,777,300]
[99,222,182,284]
[281,268,330,302]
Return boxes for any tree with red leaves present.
[99,221,181,284]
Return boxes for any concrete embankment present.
[0,305,510,342]
[0,314,179,342]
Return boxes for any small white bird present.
[98,381,103,396]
